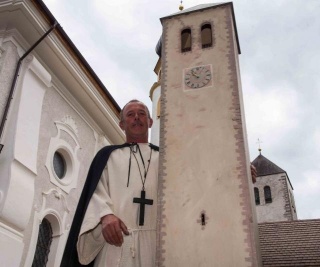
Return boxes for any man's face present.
[119,102,153,143]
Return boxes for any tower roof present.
[158,2,241,55]
[252,154,286,177]
[163,3,226,18]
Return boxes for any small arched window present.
[181,28,192,52]
[201,23,212,48]
[264,186,272,203]
[32,218,53,267]
[254,187,260,205]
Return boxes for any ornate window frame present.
[25,188,70,267]
[45,116,80,193]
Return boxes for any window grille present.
[32,218,53,267]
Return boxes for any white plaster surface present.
[255,173,297,222]
[1,160,35,230]
[0,3,124,266]
[14,55,50,174]
[0,225,24,267]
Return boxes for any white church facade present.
[0,1,124,266]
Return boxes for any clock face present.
[184,65,212,89]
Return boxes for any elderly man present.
[61,100,159,267]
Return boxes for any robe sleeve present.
[77,168,114,265]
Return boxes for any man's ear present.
[119,121,124,130]
[148,118,153,128]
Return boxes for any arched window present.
[181,28,192,52]
[32,218,53,267]
[254,187,260,205]
[201,23,212,48]
[264,186,272,203]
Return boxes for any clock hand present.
[191,70,200,78]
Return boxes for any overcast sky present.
[42,0,320,220]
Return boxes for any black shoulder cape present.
[60,143,159,267]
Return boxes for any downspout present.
[0,21,58,154]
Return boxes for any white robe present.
[77,144,159,267]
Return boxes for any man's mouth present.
[132,122,143,127]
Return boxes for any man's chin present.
[131,126,145,132]
[130,130,147,137]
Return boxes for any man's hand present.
[250,164,257,184]
[101,214,129,247]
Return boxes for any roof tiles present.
[252,154,286,177]
[258,219,320,266]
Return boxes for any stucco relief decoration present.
[32,188,68,238]
[93,131,110,151]
[45,115,81,193]
[42,188,70,214]
[61,115,79,137]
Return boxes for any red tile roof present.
[258,219,320,266]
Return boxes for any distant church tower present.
[151,3,261,266]
[252,151,298,223]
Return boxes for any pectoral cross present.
[133,190,153,226]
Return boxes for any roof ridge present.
[258,218,320,225]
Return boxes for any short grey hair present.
[120,99,151,121]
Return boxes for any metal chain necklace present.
[127,143,152,189]
[128,143,153,226]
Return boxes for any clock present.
[184,65,212,89]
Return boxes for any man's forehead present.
[124,102,146,110]
[123,102,147,113]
